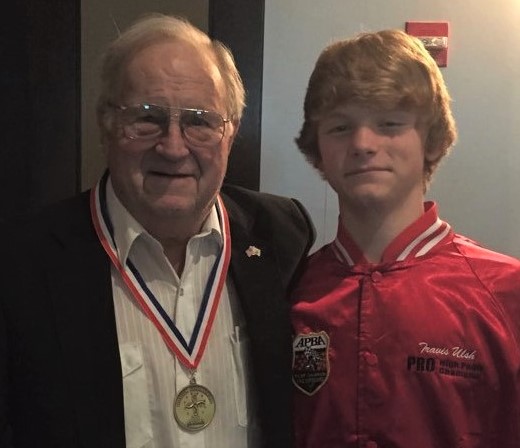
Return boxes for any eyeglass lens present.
[121,104,225,145]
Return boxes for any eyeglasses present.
[110,103,230,147]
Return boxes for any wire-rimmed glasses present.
[110,103,230,147]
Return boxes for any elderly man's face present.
[106,40,235,235]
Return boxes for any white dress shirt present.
[106,180,259,448]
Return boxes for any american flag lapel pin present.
[245,245,261,258]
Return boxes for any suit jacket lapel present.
[222,193,294,446]
[48,193,126,447]
[223,195,288,342]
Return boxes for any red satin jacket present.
[291,202,520,448]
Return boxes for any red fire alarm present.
[406,21,449,67]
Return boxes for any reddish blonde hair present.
[296,29,457,186]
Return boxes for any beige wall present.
[80,0,208,190]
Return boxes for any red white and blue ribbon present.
[90,173,231,369]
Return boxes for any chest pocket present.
[120,343,154,448]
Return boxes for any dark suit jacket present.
[0,183,315,448]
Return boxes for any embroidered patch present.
[292,331,330,395]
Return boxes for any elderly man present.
[0,14,314,448]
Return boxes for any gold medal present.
[174,376,216,432]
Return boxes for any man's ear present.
[98,112,115,156]
[227,120,240,150]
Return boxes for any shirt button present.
[370,271,383,282]
[366,441,378,448]
[363,351,378,366]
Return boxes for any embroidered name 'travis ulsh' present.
[418,341,477,360]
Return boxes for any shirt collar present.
[105,177,222,265]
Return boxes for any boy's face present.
[316,103,435,214]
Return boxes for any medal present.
[174,374,216,432]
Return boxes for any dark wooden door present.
[0,0,81,220]
[209,0,264,191]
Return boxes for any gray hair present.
[97,13,245,135]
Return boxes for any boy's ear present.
[314,159,329,181]
[425,146,443,162]
[313,155,324,172]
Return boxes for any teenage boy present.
[291,29,520,448]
